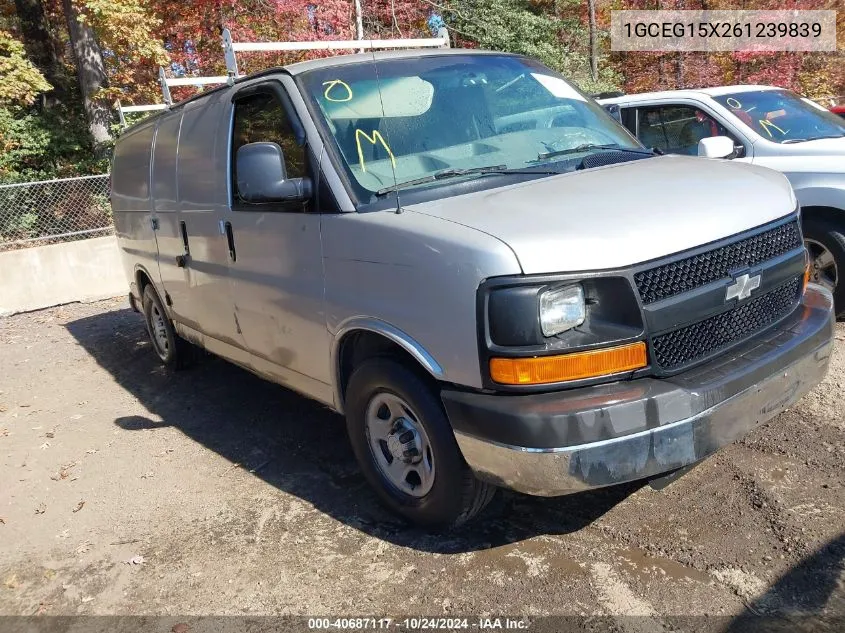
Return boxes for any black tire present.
[803,217,845,317]
[345,358,496,528]
[141,285,192,369]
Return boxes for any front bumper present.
[443,284,835,496]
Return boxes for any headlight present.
[539,284,585,337]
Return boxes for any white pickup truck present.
[599,86,845,315]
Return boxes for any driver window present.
[638,105,736,155]
[231,92,306,200]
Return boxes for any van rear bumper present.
[442,284,835,496]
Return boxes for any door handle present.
[177,220,190,267]
[224,221,236,262]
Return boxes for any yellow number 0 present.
[322,80,353,102]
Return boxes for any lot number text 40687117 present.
[307,617,530,630]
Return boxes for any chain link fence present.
[0,174,113,252]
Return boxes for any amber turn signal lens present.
[489,341,648,385]
[803,261,811,292]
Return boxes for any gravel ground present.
[0,298,843,630]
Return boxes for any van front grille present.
[635,220,802,305]
[651,275,802,371]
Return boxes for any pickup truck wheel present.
[142,285,191,369]
[345,359,495,528]
[803,218,845,316]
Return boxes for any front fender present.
[787,176,845,211]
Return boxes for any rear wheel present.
[345,358,495,528]
[142,285,192,368]
[803,217,845,316]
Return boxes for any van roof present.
[282,47,511,74]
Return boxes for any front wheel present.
[803,217,845,316]
[345,359,495,528]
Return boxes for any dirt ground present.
[1,298,843,630]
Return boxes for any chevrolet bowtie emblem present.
[726,273,761,302]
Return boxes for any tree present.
[11,0,65,97]
[586,0,597,82]
[62,0,110,150]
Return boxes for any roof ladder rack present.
[220,26,450,79]
[115,25,451,127]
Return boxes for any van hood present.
[405,155,796,274]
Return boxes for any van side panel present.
[152,111,191,317]
[111,121,158,298]
[174,93,243,346]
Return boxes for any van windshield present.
[713,89,845,144]
[299,54,642,199]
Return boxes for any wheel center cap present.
[386,434,405,460]
[386,418,422,463]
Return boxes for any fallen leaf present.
[35,503,47,515]
[172,624,190,633]
[72,501,85,513]
[0,518,5,524]
[75,541,92,554]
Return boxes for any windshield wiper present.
[375,165,562,196]
[782,134,845,144]
[535,143,654,161]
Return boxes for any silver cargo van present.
[112,50,835,527]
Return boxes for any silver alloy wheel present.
[805,238,838,292]
[149,304,170,360]
[364,392,435,498]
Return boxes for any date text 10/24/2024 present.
[308,618,530,630]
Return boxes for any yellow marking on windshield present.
[355,130,396,172]
[759,119,786,138]
[322,79,353,102]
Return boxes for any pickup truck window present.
[232,91,306,200]
[713,89,845,144]
[635,105,734,155]
[299,54,642,198]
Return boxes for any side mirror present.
[236,142,312,204]
[602,103,623,124]
[698,136,736,159]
